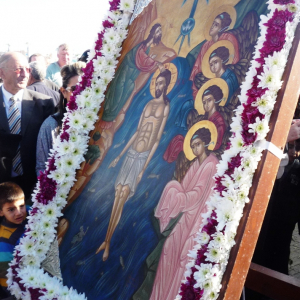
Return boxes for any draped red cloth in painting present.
[209,111,226,150]
[163,135,185,163]
[135,44,158,72]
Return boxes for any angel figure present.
[195,45,239,106]
[189,8,240,98]
[190,9,259,99]
[150,122,218,300]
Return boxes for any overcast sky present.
[0,0,109,60]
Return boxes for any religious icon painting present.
[58,0,270,299]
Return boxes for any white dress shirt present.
[2,85,24,177]
[2,85,24,117]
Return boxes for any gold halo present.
[150,63,178,97]
[204,5,237,41]
[144,17,169,41]
[183,121,218,160]
[202,40,235,79]
[195,78,229,115]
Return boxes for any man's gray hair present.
[57,43,70,53]
[0,53,12,68]
[29,61,46,81]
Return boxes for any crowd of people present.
[0,44,87,299]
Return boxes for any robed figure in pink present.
[150,126,218,300]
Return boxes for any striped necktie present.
[8,96,23,175]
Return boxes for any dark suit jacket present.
[0,88,54,188]
[44,79,60,92]
[27,81,60,108]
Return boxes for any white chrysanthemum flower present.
[92,85,104,97]
[196,232,210,245]
[241,155,257,172]
[248,117,269,140]
[203,289,219,300]
[216,158,230,176]
[206,247,222,263]
[220,174,233,189]
[43,203,62,220]
[232,167,250,186]
[18,290,31,300]
[231,135,244,151]
[102,43,117,57]
[194,263,213,285]
[252,92,276,116]
[104,30,121,46]
[117,28,128,40]
[119,0,135,12]
[237,184,250,203]
[288,3,298,13]
[85,111,98,123]
[257,66,283,91]
[48,170,66,184]
[55,140,73,155]
[216,200,235,230]
[68,111,85,130]
[8,282,22,298]
[230,116,242,133]
[187,249,198,260]
[211,232,226,248]
[19,236,35,256]
[21,255,40,268]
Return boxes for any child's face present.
[0,198,26,225]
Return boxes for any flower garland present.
[177,1,300,300]
[7,0,300,299]
[7,0,136,299]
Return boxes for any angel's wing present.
[228,10,259,70]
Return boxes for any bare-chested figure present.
[66,24,176,203]
[96,69,172,261]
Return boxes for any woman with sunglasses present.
[36,61,85,175]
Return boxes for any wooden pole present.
[217,24,300,300]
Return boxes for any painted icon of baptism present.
[58,0,269,299]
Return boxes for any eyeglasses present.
[65,85,77,92]
[2,67,30,74]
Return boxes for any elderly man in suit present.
[0,52,54,199]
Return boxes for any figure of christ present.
[190,12,240,99]
[96,69,172,261]
[200,85,226,150]
[100,23,177,148]
[66,24,176,204]
[150,127,218,300]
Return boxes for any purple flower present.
[67,98,78,111]
[109,0,120,11]
[262,29,286,55]
[265,9,294,30]
[102,19,114,28]
[60,131,69,142]
[274,0,295,4]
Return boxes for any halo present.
[150,63,178,97]
[195,78,229,115]
[183,121,218,160]
[202,40,235,79]
[144,17,169,41]
[204,5,237,41]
